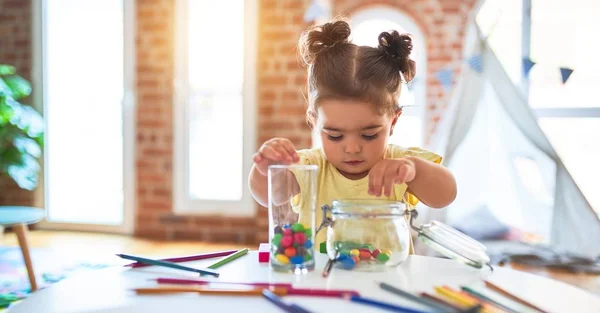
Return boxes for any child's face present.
[316,99,398,180]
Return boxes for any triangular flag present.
[467,55,483,73]
[304,1,326,23]
[560,67,574,84]
[435,68,454,92]
[522,57,536,77]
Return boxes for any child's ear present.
[390,109,402,135]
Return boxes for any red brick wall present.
[0,0,34,207]
[0,0,476,245]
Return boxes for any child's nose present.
[344,139,362,154]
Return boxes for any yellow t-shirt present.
[291,144,442,254]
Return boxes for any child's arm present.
[405,156,456,208]
[249,138,300,207]
[368,157,456,208]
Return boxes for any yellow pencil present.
[434,286,505,313]
[132,286,288,296]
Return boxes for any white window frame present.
[312,7,427,147]
[173,0,257,216]
[519,0,600,122]
[31,0,136,234]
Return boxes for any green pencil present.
[461,286,520,313]
[206,248,249,270]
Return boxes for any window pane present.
[389,116,422,148]
[351,16,422,147]
[46,0,124,224]
[476,0,522,84]
[529,0,600,108]
[539,118,600,214]
[187,1,244,200]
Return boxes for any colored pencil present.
[435,286,504,313]
[127,250,237,268]
[378,281,459,312]
[484,281,548,313]
[155,277,293,289]
[133,286,288,296]
[419,292,470,312]
[206,248,249,270]
[345,295,431,313]
[262,289,313,313]
[116,253,219,277]
[322,255,337,277]
[461,286,520,313]
[290,304,314,313]
[287,287,359,297]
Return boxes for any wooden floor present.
[1,230,598,295]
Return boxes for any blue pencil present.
[347,295,432,313]
[262,289,313,313]
[116,253,219,277]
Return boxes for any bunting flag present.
[435,68,454,92]
[304,0,327,23]
[467,55,483,73]
[522,57,536,77]
[560,67,574,84]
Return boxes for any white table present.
[9,252,600,313]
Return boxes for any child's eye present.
[327,135,343,141]
[362,133,379,141]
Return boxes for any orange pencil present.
[484,281,548,313]
[132,286,288,296]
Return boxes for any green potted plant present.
[0,64,44,192]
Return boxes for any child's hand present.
[368,158,416,197]
[253,138,300,176]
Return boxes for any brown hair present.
[298,19,416,127]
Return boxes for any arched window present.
[312,7,427,149]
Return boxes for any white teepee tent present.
[426,23,600,259]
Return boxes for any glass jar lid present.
[418,221,491,269]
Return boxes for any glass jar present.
[267,164,318,273]
[319,199,411,271]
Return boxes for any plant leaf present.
[3,75,32,100]
[13,136,42,158]
[7,153,40,190]
[0,76,14,98]
[0,64,16,76]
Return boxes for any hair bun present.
[299,20,351,66]
[378,31,416,81]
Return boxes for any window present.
[34,0,135,232]
[313,7,426,148]
[477,0,600,214]
[173,0,257,215]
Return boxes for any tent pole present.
[521,0,532,98]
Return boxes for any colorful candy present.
[359,249,372,260]
[281,235,293,248]
[291,223,305,233]
[272,223,314,266]
[284,246,296,257]
[331,241,395,269]
[283,228,293,236]
[376,252,391,263]
[294,232,307,245]
[275,254,290,264]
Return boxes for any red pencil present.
[287,287,360,297]
[156,277,293,289]
[126,250,238,268]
